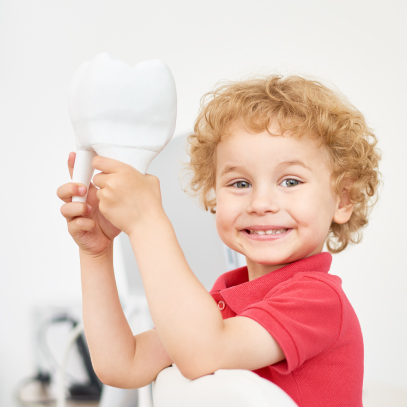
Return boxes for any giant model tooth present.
[68,52,177,203]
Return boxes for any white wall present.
[1,0,406,405]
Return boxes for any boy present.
[57,75,380,406]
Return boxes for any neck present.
[246,258,289,281]
[245,244,325,281]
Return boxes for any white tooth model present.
[69,52,177,203]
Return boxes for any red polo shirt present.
[209,252,364,407]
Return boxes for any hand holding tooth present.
[91,155,165,236]
[68,52,177,203]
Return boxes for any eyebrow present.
[219,165,245,177]
[277,160,312,171]
[219,160,312,177]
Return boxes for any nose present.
[246,186,280,215]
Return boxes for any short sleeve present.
[239,276,343,375]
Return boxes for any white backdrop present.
[1,0,406,405]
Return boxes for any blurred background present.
[1,0,406,406]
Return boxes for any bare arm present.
[58,153,172,388]
[80,245,172,388]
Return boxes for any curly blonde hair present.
[186,75,381,253]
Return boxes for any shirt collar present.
[210,252,332,315]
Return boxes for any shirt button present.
[218,301,225,311]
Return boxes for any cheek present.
[215,203,230,234]
[215,211,234,249]
[290,191,334,229]
[215,193,237,235]
[299,195,334,239]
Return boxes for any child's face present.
[214,121,351,278]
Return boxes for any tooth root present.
[72,150,97,203]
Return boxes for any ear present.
[333,185,354,224]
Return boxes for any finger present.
[61,202,91,222]
[92,172,110,189]
[57,183,88,203]
[92,155,129,174]
[68,152,76,179]
[68,216,96,235]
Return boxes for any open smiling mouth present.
[241,228,293,240]
[245,228,288,235]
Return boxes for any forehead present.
[215,122,331,176]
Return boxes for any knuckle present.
[67,220,77,233]
[69,219,81,233]
[97,190,107,206]
[69,183,78,195]
[75,217,86,229]
[57,184,69,199]
[72,215,89,231]
[99,201,106,214]
[147,174,160,185]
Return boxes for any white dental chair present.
[153,364,298,407]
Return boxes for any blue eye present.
[281,179,301,187]
[232,181,251,188]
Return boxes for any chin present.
[250,249,308,266]
[250,254,290,266]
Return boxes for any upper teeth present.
[249,229,288,235]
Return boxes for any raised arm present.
[90,155,285,381]
[57,152,172,389]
